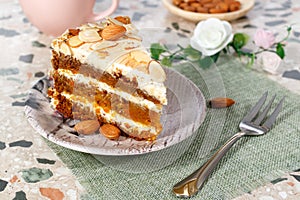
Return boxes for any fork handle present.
[174,131,246,193]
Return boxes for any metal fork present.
[173,92,284,198]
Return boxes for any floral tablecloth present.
[0,0,300,199]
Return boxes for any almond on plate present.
[99,124,121,140]
[74,120,100,135]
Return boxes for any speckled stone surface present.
[0,0,299,199]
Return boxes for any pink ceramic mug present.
[19,0,119,36]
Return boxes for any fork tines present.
[242,92,284,130]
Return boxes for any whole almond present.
[203,3,216,9]
[114,16,131,24]
[200,0,213,3]
[173,0,240,13]
[197,6,209,13]
[172,0,182,6]
[209,8,225,13]
[229,1,241,12]
[68,29,80,36]
[99,124,121,140]
[216,2,229,12]
[101,25,126,41]
[74,120,100,135]
[209,97,235,108]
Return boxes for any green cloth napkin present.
[47,57,300,199]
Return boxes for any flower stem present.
[277,25,292,44]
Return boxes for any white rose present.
[256,51,282,74]
[190,18,233,56]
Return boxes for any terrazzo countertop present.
[0,0,300,199]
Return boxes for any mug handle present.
[87,0,120,22]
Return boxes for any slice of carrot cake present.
[48,16,167,141]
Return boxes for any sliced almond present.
[101,24,126,41]
[87,22,105,29]
[130,51,151,63]
[107,17,124,26]
[115,54,130,65]
[209,97,235,108]
[89,41,118,51]
[74,120,100,135]
[99,124,121,140]
[124,24,138,35]
[125,35,142,41]
[135,64,148,73]
[125,57,140,68]
[97,50,109,59]
[78,29,102,43]
[80,23,104,31]
[80,24,92,31]
[59,42,72,55]
[148,60,166,82]
[124,45,139,50]
[68,35,84,48]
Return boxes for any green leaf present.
[210,52,220,63]
[183,46,201,61]
[150,43,167,60]
[198,57,213,69]
[276,43,285,59]
[232,33,249,50]
[161,57,172,67]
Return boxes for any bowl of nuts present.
[162,0,255,22]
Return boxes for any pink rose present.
[254,29,275,49]
[257,51,282,74]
